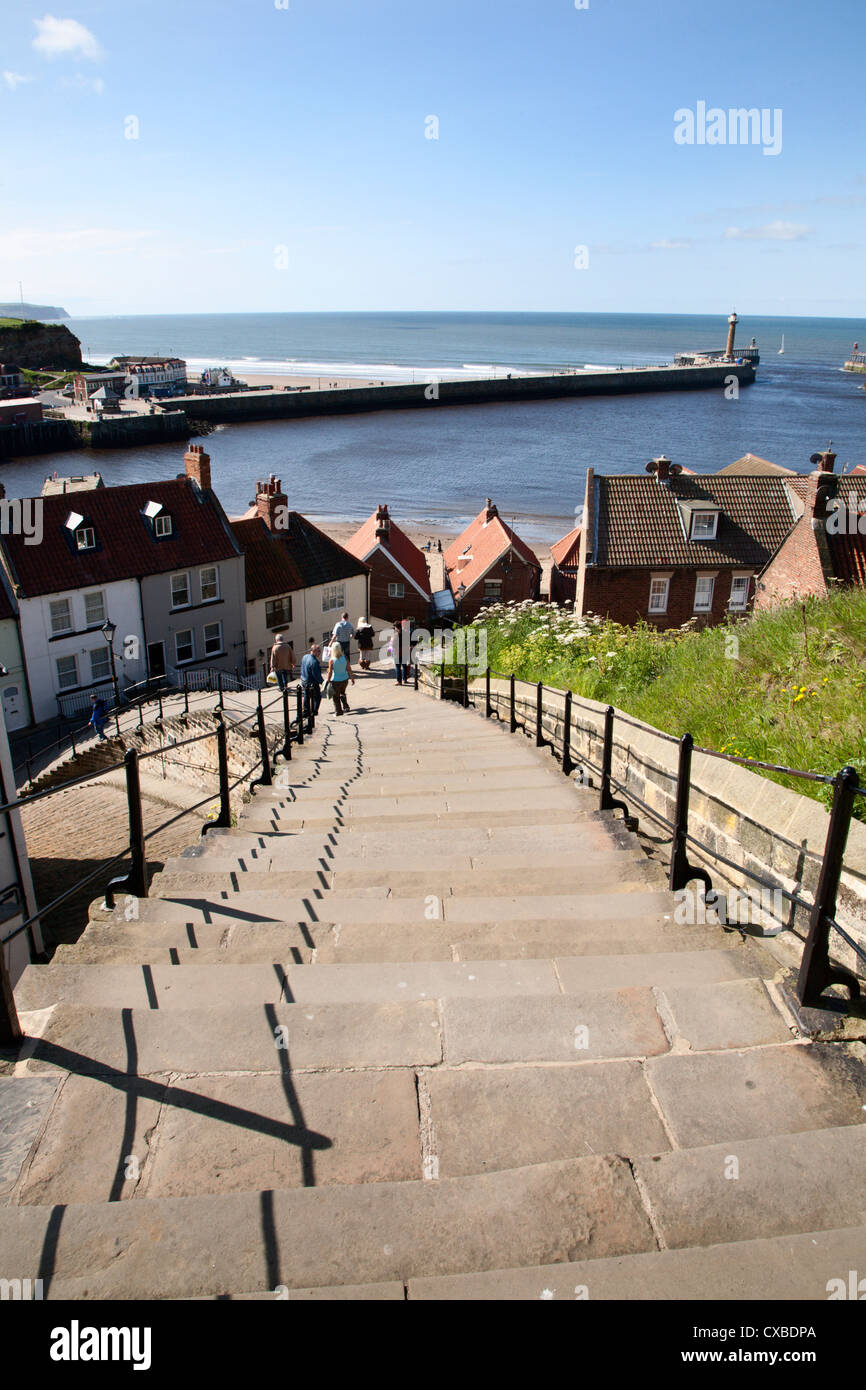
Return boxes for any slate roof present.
[1,478,241,599]
[590,475,798,569]
[444,505,541,593]
[230,518,303,603]
[236,507,369,590]
[550,526,582,569]
[344,511,431,597]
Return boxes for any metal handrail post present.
[562,690,575,775]
[439,665,445,701]
[668,733,712,894]
[414,665,419,691]
[509,673,516,732]
[797,766,861,1006]
[106,748,149,906]
[536,682,544,747]
[599,706,631,819]
[463,662,469,708]
[218,671,224,710]
[183,671,189,716]
[295,686,304,745]
[210,717,233,829]
[281,687,292,761]
[256,704,272,785]
[485,667,491,718]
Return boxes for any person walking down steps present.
[300,639,323,714]
[331,611,355,660]
[89,693,109,740]
[355,616,375,670]
[269,632,295,691]
[326,640,355,716]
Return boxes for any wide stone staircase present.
[2,668,865,1300]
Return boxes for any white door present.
[2,684,26,731]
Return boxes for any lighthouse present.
[725,311,738,359]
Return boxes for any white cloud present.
[33,15,104,62]
[61,73,105,94]
[2,72,34,90]
[723,221,811,242]
[650,238,691,250]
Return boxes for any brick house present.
[344,505,431,631]
[574,457,799,628]
[444,500,541,620]
[755,448,866,606]
[234,476,369,674]
[549,525,582,606]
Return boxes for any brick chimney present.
[184,445,211,491]
[256,474,288,531]
[484,497,498,523]
[375,504,391,544]
[807,444,838,520]
[646,455,672,484]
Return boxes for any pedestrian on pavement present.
[355,616,375,670]
[326,640,354,715]
[89,693,108,740]
[300,639,323,714]
[331,610,354,658]
[269,632,295,691]
[393,618,413,685]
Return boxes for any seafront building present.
[344,505,432,632]
[444,500,541,620]
[234,475,369,674]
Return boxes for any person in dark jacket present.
[355,616,375,670]
[300,639,323,714]
[89,693,108,740]
[269,631,295,691]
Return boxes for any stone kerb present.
[469,674,866,975]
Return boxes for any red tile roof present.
[230,518,304,602]
[344,511,431,597]
[826,478,866,587]
[550,526,582,569]
[1,478,240,599]
[444,505,541,594]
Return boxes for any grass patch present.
[454,590,866,817]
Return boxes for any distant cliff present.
[0,320,82,370]
[0,303,68,320]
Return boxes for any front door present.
[2,684,26,731]
[147,642,166,678]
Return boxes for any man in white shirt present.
[331,611,354,657]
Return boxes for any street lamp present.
[457,582,466,625]
[101,619,119,707]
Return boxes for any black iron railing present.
[0,682,317,1045]
[420,663,865,1015]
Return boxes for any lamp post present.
[457,582,466,624]
[101,619,119,707]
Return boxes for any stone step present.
[264,769,568,797]
[53,919,317,965]
[20,948,763,1010]
[244,786,584,821]
[238,805,593,833]
[92,888,673,929]
[313,920,740,964]
[407,1225,866,1300]
[19,999,443,1076]
[0,1156,657,1299]
[148,861,664,899]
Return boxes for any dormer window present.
[691,512,718,541]
[154,513,172,538]
[76,526,96,551]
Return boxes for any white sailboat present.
[778,335,785,355]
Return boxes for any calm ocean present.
[12,311,865,540]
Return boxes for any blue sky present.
[1,0,863,316]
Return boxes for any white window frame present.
[83,590,106,627]
[691,512,719,541]
[648,576,670,615]
[200,565,220,603]
[322,584,345,613]
[387,581,405,598]
[49,598,73,635]
[203,620,223,657]
[729,573,751,611]
[75,526,96,551]
[89,646,111,682]
[171,572,191,609]
[154,513,172,538]
[484,579,503,599]
[56,653,78,690]
[693,574,716,613]
[175,628,195,664]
